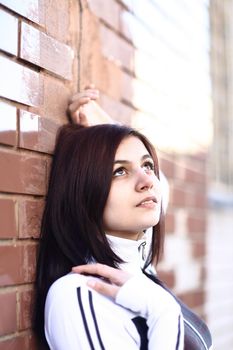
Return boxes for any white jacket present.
[45,234,184,349]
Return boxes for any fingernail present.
[72,267,78,272]
[87,280,96,288]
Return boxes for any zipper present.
[138,241,146,261]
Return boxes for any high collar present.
[106,231,153,275]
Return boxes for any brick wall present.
[0,0,210,348]
[0,0,77,347]
[159,152,208,318]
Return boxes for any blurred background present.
[0,0,232,348]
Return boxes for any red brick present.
[187,214,206,234]
[157,269,175,289]
[99,93,133,124]
[120,71,135,103]
[0,150,47,195]
[75,10,103,90]
[44,0,70,43]
[0,10,18,55]
[18,199,44,239]
[199,265,206,285]
[25,243,37,283]
[178,289,205,309]
[0,243,37,286]
[18,288,33,330]
[77,10,124,100]
[184,167,206,184]
[0,56,43,107]
[160,157,175,179]
[88,0,120,31]
[192,240,206,258]
[92,58,123,100]
[188,153,207,170]
[0,291,17,336]
[0,198,17,238]
[170,186,187,207]
[19,110,59,154]
[20,22,73,80]
[100,24,134,72]
[27,332,37,350]
[1,0,45,25]
[0,101,17,146]
[0,332,36,350]
[165,211,175,233]
[42,75,70,122]
[189,192,207,209]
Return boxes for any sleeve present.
[116,274,184,350]
[44,277,141,350]
[45,284,96,349]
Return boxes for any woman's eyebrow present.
[114,160,130,165]
[141,154,153,161]
[114,154,152,165]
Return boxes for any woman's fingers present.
[69,89,99,104]
[73,264,119,282]
[68,97,90,114]
[78,111,89,126]
[67,87,99,124]
[72,263,131,286]
[84,83,95,90]
[72,264,132,300]
[87,278,120,299]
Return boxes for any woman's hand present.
[72,263,132,299]
[73,264,185,349]
[67,84,114,126]
[67,84,99,125]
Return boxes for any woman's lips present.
[136,196,157,208]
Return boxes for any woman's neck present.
[106,232,152,275]
[104,231,145,241]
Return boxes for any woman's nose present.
[135,169,154,192]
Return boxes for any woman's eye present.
[113,167,126,177]
[143,161,154,172]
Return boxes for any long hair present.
[33,123,164,345]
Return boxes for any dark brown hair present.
[33,123,164,345]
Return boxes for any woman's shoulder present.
[46,272,88,304]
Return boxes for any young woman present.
[33,88,213,349]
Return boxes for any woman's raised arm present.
[67,84,114,126]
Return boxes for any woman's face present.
[103,136,162,240]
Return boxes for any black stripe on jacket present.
[77,287,105,350]
[132,312,181,349]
